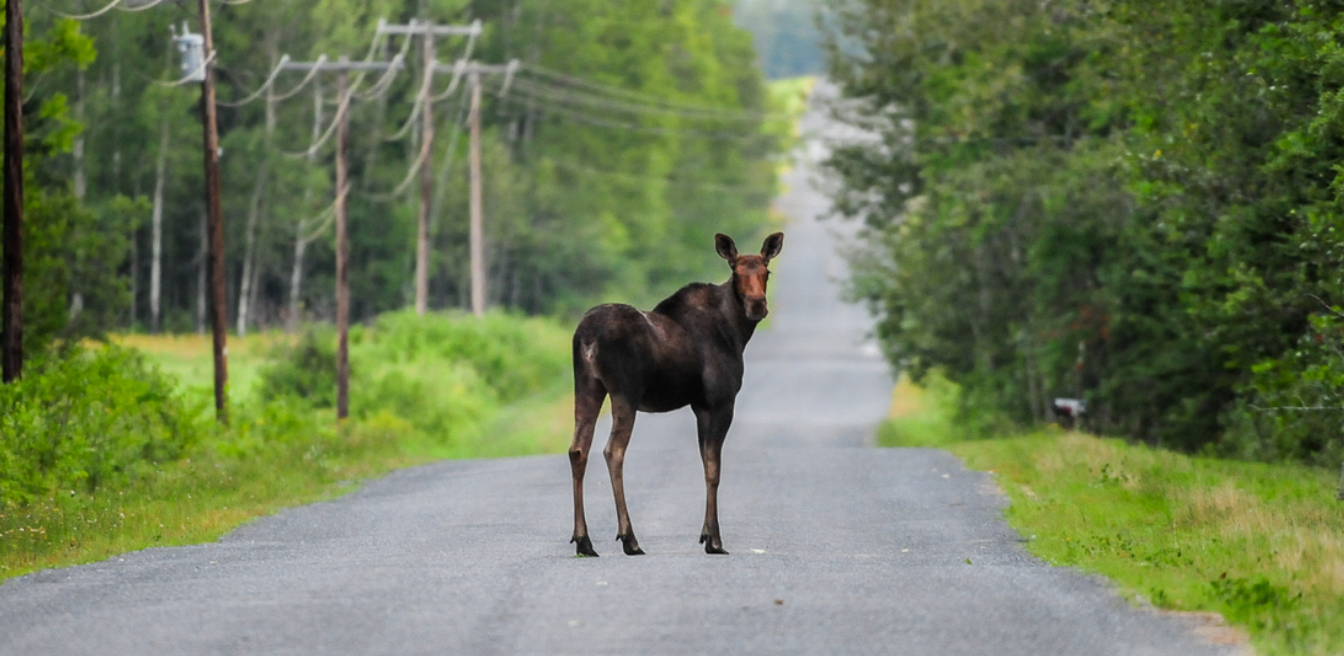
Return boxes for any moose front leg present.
[694,404,733,555]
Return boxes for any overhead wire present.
[367,119,436,201]
[297,184,346,244]
[280,77,358,158]
[153,48,216,87]
[429,60,469,102]
[351,30,413,102]
[542,157,769,193]
[40,0,124,20]
[264,54,330,102]
[506,75,786,124]
[217,54,291,106]
[520,62,789,120]
[486,80,779,141]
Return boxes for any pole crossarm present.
[280,57,403,73]
[376,18,481,37]
[433,60,517,76]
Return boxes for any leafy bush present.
[255,327,339,409]
[358,310,570,403]
[1221,313,1344,467]
[255,310,570,441]
[0,346,207,506]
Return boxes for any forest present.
[0,0,801,560]
[824,0,1344,466]
[1,0,788,360]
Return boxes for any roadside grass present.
[113,332,284,401]
[0,390,574,583]
[883,373,1344,656]
[2,316,574,583]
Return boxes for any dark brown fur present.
[568,232,783,556]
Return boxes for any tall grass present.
[882,373,1344,655]
[1,310,574,581]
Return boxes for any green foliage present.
[21,0,783,337]
[883,377,1344,652]
[824,0,1344,460]
[730,0,825,79]
[0,14,111,357]
[2,312,573,580]
[0,346,206,507]
[257,328,340,409]
[1223,312,1344,465]
[949,431,1343,655]
[257,310,568,438]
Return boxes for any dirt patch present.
[1163,610,1253,654]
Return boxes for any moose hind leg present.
[695,405,733,555]
[568,380,605,557]
[604,397,645,555]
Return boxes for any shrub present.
[0,346,207,507]
[254,310,571,441]
[255,327,338,409]
[1221,313,1344,467]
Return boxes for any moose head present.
[716,232,784,322]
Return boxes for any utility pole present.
[335,68,350,420]
[2,0,23,383]
[280,55,402,421]
[172,3,230,421]
[468,69,483,318]
[375,19,480,315]
[434,60,516,318]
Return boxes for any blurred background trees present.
[824,0,1344,465]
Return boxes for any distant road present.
[0,82,1238,656]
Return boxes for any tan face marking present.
[733,255,771,321]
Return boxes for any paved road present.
[0,85,1238,656]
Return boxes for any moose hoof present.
[572,535,599,557]
[617,534,646,556]
[699,534,729,555]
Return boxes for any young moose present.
[568,232,784,556]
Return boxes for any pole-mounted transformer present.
[173,22,207,83]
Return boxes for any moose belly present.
[635,369,702,413]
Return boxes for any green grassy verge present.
[2,312,574,583]
[113,332,281,400]
[0,392,572,582]
[882,374,1344,656]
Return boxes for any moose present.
[567,232,784,557]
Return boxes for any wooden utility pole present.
[280,55,402,421]
[435,60,515,318]
[335,68,350,419]
[2,0,22,383]
[196,0,228,422]
[468,69,484,317]
[416,34,434,315]
[375,19,480,315]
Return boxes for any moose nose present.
[746,297,769,320]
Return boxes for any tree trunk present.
[237,166,266,337]
[150,117,170,333]
[73,69,86,201]
[288,80,324,332]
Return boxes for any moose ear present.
[760,232,784,262]
[715,233,738,262]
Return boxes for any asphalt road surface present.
[0,85,1240,656]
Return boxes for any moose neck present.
[718,276,760,351]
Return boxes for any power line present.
[487,82,780,141]
[505,76,785,125]
[519,62,789,120]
